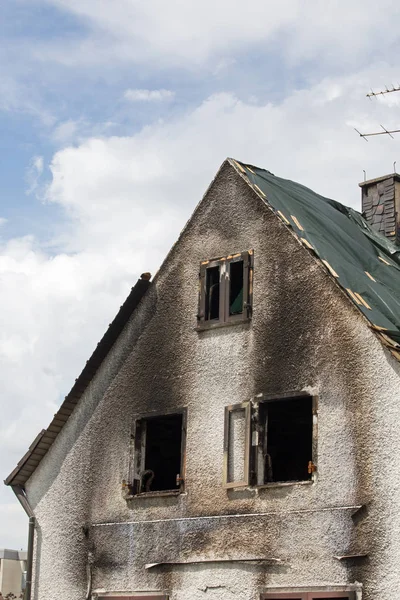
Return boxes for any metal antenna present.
[367,84,400,98]
[363,170,367,182]
[394,161,397,173]
[355,126,400,140]
[355,84,400,140]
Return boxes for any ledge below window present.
[257,479,314,490]
[195,317,251,332]
[125,489,182,500]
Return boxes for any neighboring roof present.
[5,276,151,487]
[230,158,400,357]
[0,549,27,561]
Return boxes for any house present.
[5,159,400,600]
[0,548,27,598]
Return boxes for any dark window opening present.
[132,412,184,494]
[229,260,244,315]
[205,266,220,321]
[260,396,313,483]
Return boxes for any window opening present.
[260,396,313,483]
[198,250,253,328]
[205,265,220,321]
[132,412,185,495]
[229,260,244,315]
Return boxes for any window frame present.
[223,392,317,490]
[223,401,251,489]
[197,250,253,329]
[129,408,187,497]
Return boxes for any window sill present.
[196,317,251,331]
[257,479,314,490]
[125,489,182,500]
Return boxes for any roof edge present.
[359,173,400,187]
[5,276,151,487]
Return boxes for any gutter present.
[12,485,35,600]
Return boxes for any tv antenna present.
[367,85,400,99]
[355,84,400,139]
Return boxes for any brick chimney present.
[359,173,400,242]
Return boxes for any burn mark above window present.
[198,250,253,329]
[130,410,186,496]
[223,393,317,489]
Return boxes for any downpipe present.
[25,516,35,600]
[11,486,35,600]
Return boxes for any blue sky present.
[2,0,400,550]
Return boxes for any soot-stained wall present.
[25,161,400,600]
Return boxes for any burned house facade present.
[5,160,400,600]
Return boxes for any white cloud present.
[36,0,400,69]
[0,218,7,226]
[2,61,400,548]
[0,71,55,126]
[124,88,175,102]
[51,119,80,144]
[26,156,44,195]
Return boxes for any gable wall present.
[25,161,400,600]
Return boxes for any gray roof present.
[0,549,27,561]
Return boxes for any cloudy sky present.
[1,0,400,549]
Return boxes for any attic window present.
[223,394,316,489]
[131,411,186,496]
[198,251,253,328]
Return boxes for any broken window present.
[198,250,253,328]
[258,396,313,484]
[205,265,220,321]
[224,394,316,488]
[131,411,186,495]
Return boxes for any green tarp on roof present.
[235,160,400,346]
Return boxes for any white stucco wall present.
[24,161,400,600]
[0,556,25,597]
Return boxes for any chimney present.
[359,173,400,243]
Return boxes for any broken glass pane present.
[229,260,244,315]
[205,266,220,320]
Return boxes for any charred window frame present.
[223,393,317,489]
[223,402,251,488]
[98,596,168,599]
[197,250,253,329]
[261,593,355,599]
[129,409,187,497]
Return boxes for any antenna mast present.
[355,84,400,139]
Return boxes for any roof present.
[0,549,27,561]
[5,276,151,487]
[230,158,400,357]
